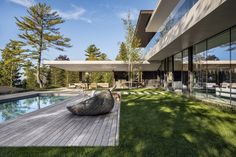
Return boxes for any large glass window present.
[168,57,173,72]
[207,30,231,105]
[173,52,182,91]
[159,60,165,88]
[231,27,236,105]
[182,49,189,93]
[193,41,207,98]
[159,0,199,37]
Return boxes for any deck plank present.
[108,104,119,146]
[0,95,120,146]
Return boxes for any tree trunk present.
[36,54,43,88]
[37,26,44,89]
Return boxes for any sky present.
[0,0,157,61]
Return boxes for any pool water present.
[0,95,68,123]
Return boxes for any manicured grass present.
[1,89,236,157]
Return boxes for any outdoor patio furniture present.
[66,90,115,116]
[68,83,87,89]
[68,83,76,88]
[97,83,109,88]
[221,82,230,88]
[216,87,236,99]
[89,83,97,89]
[231,83,236,89]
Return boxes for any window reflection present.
[231,27,236,105]
[172,52,182,91]
[207,31,231,104]
[182,50,189,93]
[193,41,207,98]
[158,26,236,106]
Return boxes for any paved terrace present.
[0,92,120,146]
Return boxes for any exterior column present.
[163,59,168,90]
[157,71,161,88]
[188,46,194,94]
[79,72,82,82]
[167,71,173,91]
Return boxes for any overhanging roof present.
[146,0,181,32]
[44,60,160,72]
[134,10,155,47]
[146,0,236,61]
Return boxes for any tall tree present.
[85,44,101,60]
[99,53,109,61]
[84,45,113,84]
[23,61,38,89]
[0,40,26,87]
[116,42,128,61]
[206,55,220,61]
[0,61,3,86]
[16,3,71,88]
[67,71,81,85]
[85,44,101,83]
[122,11,142,87]
[51,55,69,87]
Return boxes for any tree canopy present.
[16,3,71,88]
[85,44,102,61]
[116,42,128,61]
[0,40,26,87]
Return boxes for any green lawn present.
[1,89,236,157]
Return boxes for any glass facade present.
[158,26,236,106]
[231,27,236,105]
[159,0,199,37]
[173,52,182,91]
[207,30,231,104]
[193,41,207,98]
[143,0,199,58]
[182,49,189,93]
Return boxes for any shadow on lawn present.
[0,92,236,157]
[118,94,236,157]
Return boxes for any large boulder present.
[67,90,114,116]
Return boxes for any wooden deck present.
[0,95,120,147]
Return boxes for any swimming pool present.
[0,94,69,122]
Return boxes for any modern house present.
[45,0,236,106]
[44,60,160,88]
[135,0,236,106]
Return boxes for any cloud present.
[8,1,92,23]
[8,0,35,8]
[54,5,92,23]
[117,9,139,21]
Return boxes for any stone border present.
[0,91,78,103]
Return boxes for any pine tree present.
[41,65,52,88]
[51,55,69,87]
[84,45,113,84]
[15,3,71,88]
[99,53,109,61]
[23,61,38,89]
[0,40,26,87]
[85,44,101,60]
[0,61,3,86]
[116,42,128,61]
[67,71,81,84]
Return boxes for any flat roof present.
[134,10,155,47]
[44,60,160,72]
[146,0,181,32]
[146,0,236,61]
